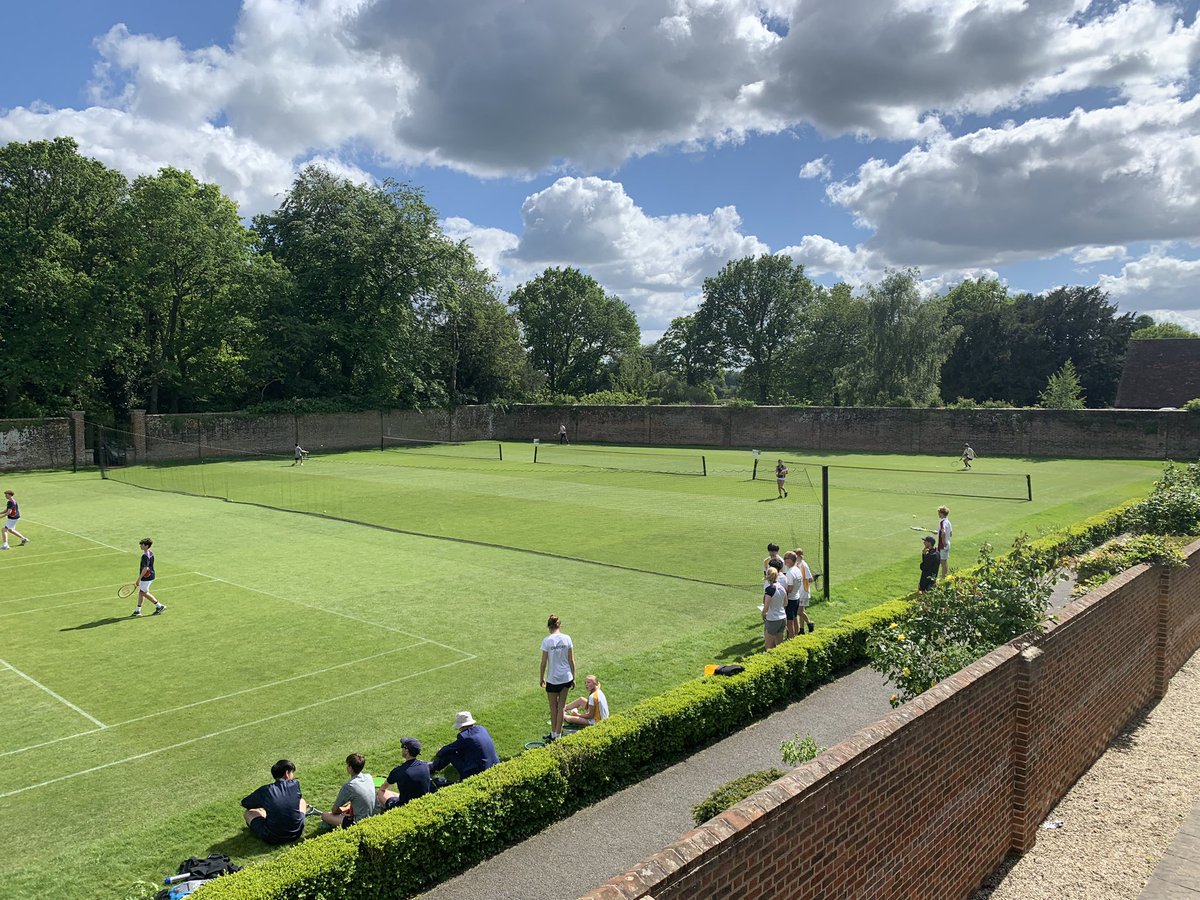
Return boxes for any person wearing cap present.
[919,535,939,592]
[429,711,499,781]
[377,738,433,810]
[320,752,377,829]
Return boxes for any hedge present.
[197,502,1132,900]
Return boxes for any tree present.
[1131,322,1199,340]
[654,315,720,386]
[777,282,864,405]
[694,255,813,403]
[254,166,447,406]
[0,137,129,416]
[1039,359,1086,409]
[509,267,640,396]
[938,278,1025,404]
[835,270,957,407]
[126,168,267,413]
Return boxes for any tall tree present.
[509,267,640,396]
[654,314,720,386]
[694,254,813,403]
[254,166,446,405]
[1039,359,1086,409]
[836,270,957,407]
[0,138,129,416]
[778,281,864,405]
[938,278,1023,403]
[126,168,267,413]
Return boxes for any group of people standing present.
[761,543,816,649]
[919,505,953,592]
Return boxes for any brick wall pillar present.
[130,409,146,462]
[69,411,86,468]
[1010,645,1044,852]
[1154,567,1173,699]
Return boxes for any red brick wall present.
[0,417,76,470]
[584,540,1200,900]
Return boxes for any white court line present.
[0,580,217,619]
[0,640,428,759]
[0,547,118,563]
[198,572,476,659]
[0,655,474,799]
[0,572,205,607]
[23,520,129,553]
[0,548,117,570]
[0,658,106,728]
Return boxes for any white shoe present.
[131,608,142,617]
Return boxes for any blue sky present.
[4,0,1200,339]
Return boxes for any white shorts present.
[138,579,154,592]
[939,548,949,561]
[2,519,17,531]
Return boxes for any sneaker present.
[807,622,815,633]
[152,604,166,615]
[542,733,556,743]
[0,545,8,550]
[19,538,28,546]
[784,490,788,498]
[131,609,142,617]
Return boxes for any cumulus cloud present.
[828,97,1200,268]
[1098,247,1200,313]
[798,157,832,180]
[1073,245,1128,265]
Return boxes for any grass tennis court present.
[0,444,1162,898]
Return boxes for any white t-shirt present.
[763,583,788,621]
[542,632,574,683]
[763,558,786,591]
[789,563,813,601]
[938,518,953,551]
[587,688,610,722]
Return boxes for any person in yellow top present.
[563,674,609,728]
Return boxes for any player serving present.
[131,537,166,617]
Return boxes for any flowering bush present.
[869,537,1062,707]
[1123,463,1200,535]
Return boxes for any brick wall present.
[0,417,76,470]
[583,538,1200,900]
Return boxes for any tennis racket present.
[117,582,138,598]
[910,526,937,534]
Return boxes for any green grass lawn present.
[0,445,1161,899]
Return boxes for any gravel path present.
[974,650,1200,899]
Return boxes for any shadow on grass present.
[60,616,132,631]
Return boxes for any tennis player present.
[961,443,976,469]
[293,443,308,466]
[2,490,29,549]
[937,506,953,578]
[775,459,788,498]
[131,537,166,616]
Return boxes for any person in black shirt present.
[242,759,319,844]
[2,490,29,550]
[918,536,939,592]
[377,737,433,810]
[131,538,165,617]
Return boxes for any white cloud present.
[1136,309,1200,332]
[828,97,1200,268]
[1073,245,1128,265]
[1099,247,1200,312]
[798,157,832,180]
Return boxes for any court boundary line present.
[0,579,218,619]
[0,548,119,570]
[0,572,206,607]
[0,639,429,759]
[23,520,129,552]
[0,546,117,562]
[0,657,106,728]
[0,654,475,799]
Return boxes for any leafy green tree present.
[610,346,653,397]
[1039,359,1086,409]
[254,166,447,406]
[0,137,129,416]
[125,168,268,412]
[938,278,1028,403]
[509,267,640,396]
[694,255,813,403]
[836,270,957,407]
[1130,322,1199,340]
[777,281,864,405]
[654,315,720,386]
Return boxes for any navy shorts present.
[785,599,800,620]
[546,680,574,693]
[247,814,302,845]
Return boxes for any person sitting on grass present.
[429,711,499,782]
[377,738,432,810]
[241,759,319,844]
[563,674,609,728]
[320,752,377,829]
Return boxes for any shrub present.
[1072,534,1189,597]
[1183,398,1200,413]
[692,769,788,825]
[1124,463,1200,535]
[576,390,647,406]
[780,734,824,767]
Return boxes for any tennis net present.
[770,458,1032,502]
[532,443,707,476]
[382,435,504,461]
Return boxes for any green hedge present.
[197,503,1133,900]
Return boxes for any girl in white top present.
[937,505,953,578]
[791,548,815,635]
[539,614,576,742]
[762,566,789,650]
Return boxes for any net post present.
[752,458,758,480]
[702,455,707,477]
[1026,474,1032,502]
[821,465,830,601]
[97,423,108,480]
[498,443,503,461]
[534,444,539,464]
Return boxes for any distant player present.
[293,443,308,466]
[936,506,953,578]
[131,537,166,617]
[775,459,788,498]
[558,424,569,445]
[961,443,975,469]
[1,490,29,550]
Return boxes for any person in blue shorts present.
[2,490,29,550]
[131,537,165,617]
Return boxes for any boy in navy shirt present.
[2,490,29,550]
[242,759,320,844]
[131,537,166,617]
[377,737,432,810]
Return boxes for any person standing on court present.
[131,537,165,616]
[961,443,976,469]
[558,424,569,444]
[919,536,939,592]
[540,614,576,742]
[1,490,30,550]
[936,505,953,578]
[293,443,308,466]
[775,459,788,498]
